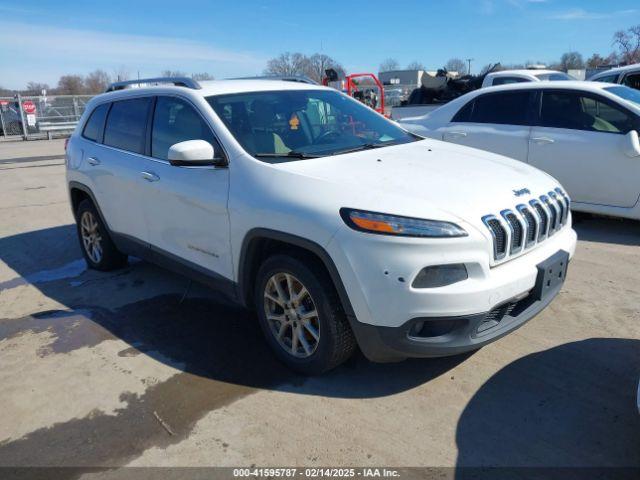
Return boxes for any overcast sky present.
[0,0,638,89]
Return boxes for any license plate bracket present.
[534,250,569,301]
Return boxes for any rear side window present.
[82,103,109,142]
[151,96,221,160]
[492,77,529,86]
[104,98,151,154]
[469,91,531,125]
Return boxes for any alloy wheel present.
[80,211,103,264]
[263,272,320,358]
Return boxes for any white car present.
[481,69,573,88]
[66,77,576,373]
[588,63,640,91]
[401,81,640,221]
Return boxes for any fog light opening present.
[412,264,468,289]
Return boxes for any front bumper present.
[326,221,576,362]
[351,250,568,362]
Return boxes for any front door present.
[527,89,640,208]
[138,95,233,280]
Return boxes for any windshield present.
[535,72,573,81]
[605,85,640,107]
[207,89,418,161]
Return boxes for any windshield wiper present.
[330,141,400,156]
[253,151,322,159]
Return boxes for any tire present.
[75,199,127,271]
[254,254,356,375]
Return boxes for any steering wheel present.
[314,130,342,145]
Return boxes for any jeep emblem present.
[513,188,531,197]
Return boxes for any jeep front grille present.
[482,190,570,262]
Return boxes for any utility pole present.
[466,58,474,75]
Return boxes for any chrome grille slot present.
[530,200,549,241]
[482,215,508,260]
[541,195,558,235]
[501,210,524,254]
[516,204,537,247]
[555,188,571,223]
[483,190,569,262]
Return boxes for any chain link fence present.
[0,94,94,140]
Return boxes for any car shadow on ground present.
[0,224,470,400]
[572,212,640,246]
[455,337,640,475]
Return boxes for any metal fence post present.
[0,107,6,139]
[16,94,28,140]
[73,97,79,122]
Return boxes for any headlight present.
[340,208,467,238]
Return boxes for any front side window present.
[492,77,529,86]
[151,96,220,160]
[467,91,531,125]
[82,103,110,142]
[103,97,151,154]
[540,90,636,133]
[207,89,417,161]
[623,73,640,90]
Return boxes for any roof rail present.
[105,77,202,92]
[230,75,319,85]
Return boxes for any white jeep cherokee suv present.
[66,77,577,374]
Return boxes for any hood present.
[275,139,560,229]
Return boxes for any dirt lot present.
[0,139,639,474]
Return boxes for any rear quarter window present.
[82,103,110,142]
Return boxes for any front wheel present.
[254,254,356,374]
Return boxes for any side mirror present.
[623,130,640,158]
[168,140,226,167]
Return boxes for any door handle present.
[141,171,160,182]
[445,131,467,138]
[530,136,555,145]
[87,157,100,166]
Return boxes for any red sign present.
[22,100,36,114]
[0,100,8,106]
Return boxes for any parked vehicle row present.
[401,82,640,220]
[66,77,576,373]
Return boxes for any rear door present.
[528,89,640,207]
[439,90,534,161]
[88,97,152,243]
[137,95,233,279]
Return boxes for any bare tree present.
[406,61,425,71]
[85,69,111,93]
[304,53,343,83]
[161,70,187,78]
[559,51,585,71]
[586,53,606,69]
[379,58,400,73]
[192,72,215,81]
[264,52,310,77]
[57,75,85,95]
[25,82,50,95]
[445,58,467,75]
[613,25,640,64]
[112,67,130,82]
